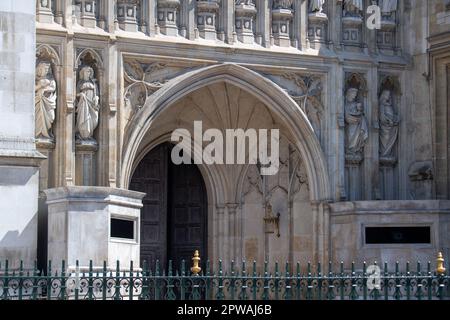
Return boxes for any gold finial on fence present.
[436,252,446,275]
[191,250,202,275]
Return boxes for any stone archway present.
[121,63,331,265]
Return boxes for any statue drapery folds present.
[35,62,57,140]
[76,66,100,141]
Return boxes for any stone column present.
[215,205,226,262]
[255,0,270,47]
[227,203,239,262]
[0,1,45,268]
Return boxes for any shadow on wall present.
[0,213,38,269]
[0,166,36,186]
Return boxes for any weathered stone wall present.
[0,1,43,268]
[0,1,448,267]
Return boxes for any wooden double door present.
[130,143,207,270]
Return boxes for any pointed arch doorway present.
[130,143,208,270]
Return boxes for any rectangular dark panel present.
[365,227,431,244]
[111,218,134,240]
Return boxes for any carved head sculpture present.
[345,88,358,102]
[79,66,94,82]
[36,62,52,79]
[380,89,392,105]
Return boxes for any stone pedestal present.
[75,0,97,28]
[235,3,257,44]
[44,187,145,270]
[75,139,98,186]
[308,12,328,48]
[157,0,180,37]
[380,156,398,200]
[342,16,363,46]
[196,0,220,41]
[36,0,54,24]
[272,8,293,47]
[345,154,363,201]
[117,0,139,32]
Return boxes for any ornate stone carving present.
[379,89,399,158]
[123,60,168,113]
[282,73,324,141]
[35,61,57,143]
[244,165,263,195]
[377,0,398,50]
[344,87,368,156]
[235,0,257,44]
[75,0,97,28]
[157,0,181,36]
[75,66,100,142]
[197,0,221,40]
[117,0,140,32]
[308,0,328,47]
[37,0,54,23]
[272,0,294,47]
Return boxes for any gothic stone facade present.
[1,0,450,271]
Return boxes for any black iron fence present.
[1,252,449,300]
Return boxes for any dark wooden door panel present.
[131,143,207,271]
[169,160,207,268]
[130,144,168,269]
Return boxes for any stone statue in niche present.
[76,66,100,141]
[379,0,397,20]
[344,87,368,155]
[379,89,399,158]
[273,0,293,9]
[343,0,364,17]
[310,0,325,13]
[35,61,57,140]
[236,0,254,4]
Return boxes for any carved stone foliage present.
[285,73,324,141]
[266,72,324,143]
[344,73,368,159]
[35,45,60,147]
[123,60,197,118]
[123,60,167,113]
